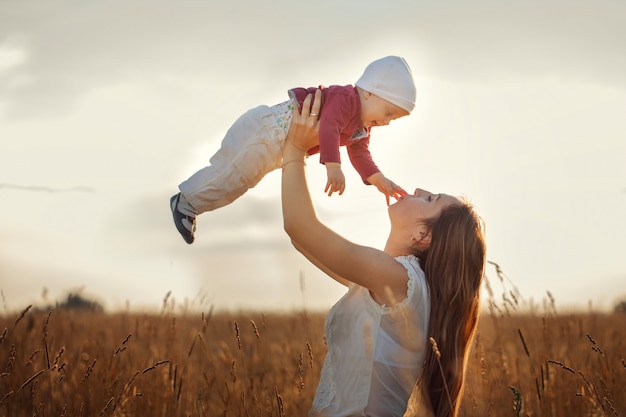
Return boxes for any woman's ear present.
[412,227,431,246]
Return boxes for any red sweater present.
[288,85,380,183]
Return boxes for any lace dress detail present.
[311,342,335,409]
[309,255,430,417]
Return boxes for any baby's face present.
[360,93,409,128]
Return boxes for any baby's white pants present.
[178,101,293,213]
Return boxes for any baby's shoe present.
[170,193,197,244]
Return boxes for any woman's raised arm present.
[281,91,409,305]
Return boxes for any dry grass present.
[1,277,625,416]
[464,309,626,416]
[0,305,327,417]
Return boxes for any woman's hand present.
[281,88,413,305]
[284,89,322,156]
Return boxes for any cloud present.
[0,41,28,70]
[2,0,625,121]
[402,1,626,86]
[1,0,625,312]
[0,183,95,193]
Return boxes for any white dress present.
[309,255,431,417]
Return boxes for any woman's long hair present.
[414,202,486,417]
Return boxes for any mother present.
[281,90,486,417]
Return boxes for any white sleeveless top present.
[309,255,431,417]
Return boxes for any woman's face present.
[389,188,460,223]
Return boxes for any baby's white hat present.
[355,56,416,113]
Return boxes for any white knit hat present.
[355,56,416,113]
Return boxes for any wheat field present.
[1,280,625,416]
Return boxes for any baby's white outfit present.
[179,100,294,213]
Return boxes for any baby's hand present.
[367,172,407,206]
[324,162,345,196]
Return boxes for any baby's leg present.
[178,104,286,214]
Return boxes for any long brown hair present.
[414,202,486,417]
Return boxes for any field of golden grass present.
[1,285,625,416]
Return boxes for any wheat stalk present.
[429,337,453,411]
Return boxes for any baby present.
[171,56,416,244]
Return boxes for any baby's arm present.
[366,172,408,206]
[314,88,353,197]
[324,162,346,196]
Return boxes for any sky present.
[1,0,625,314]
